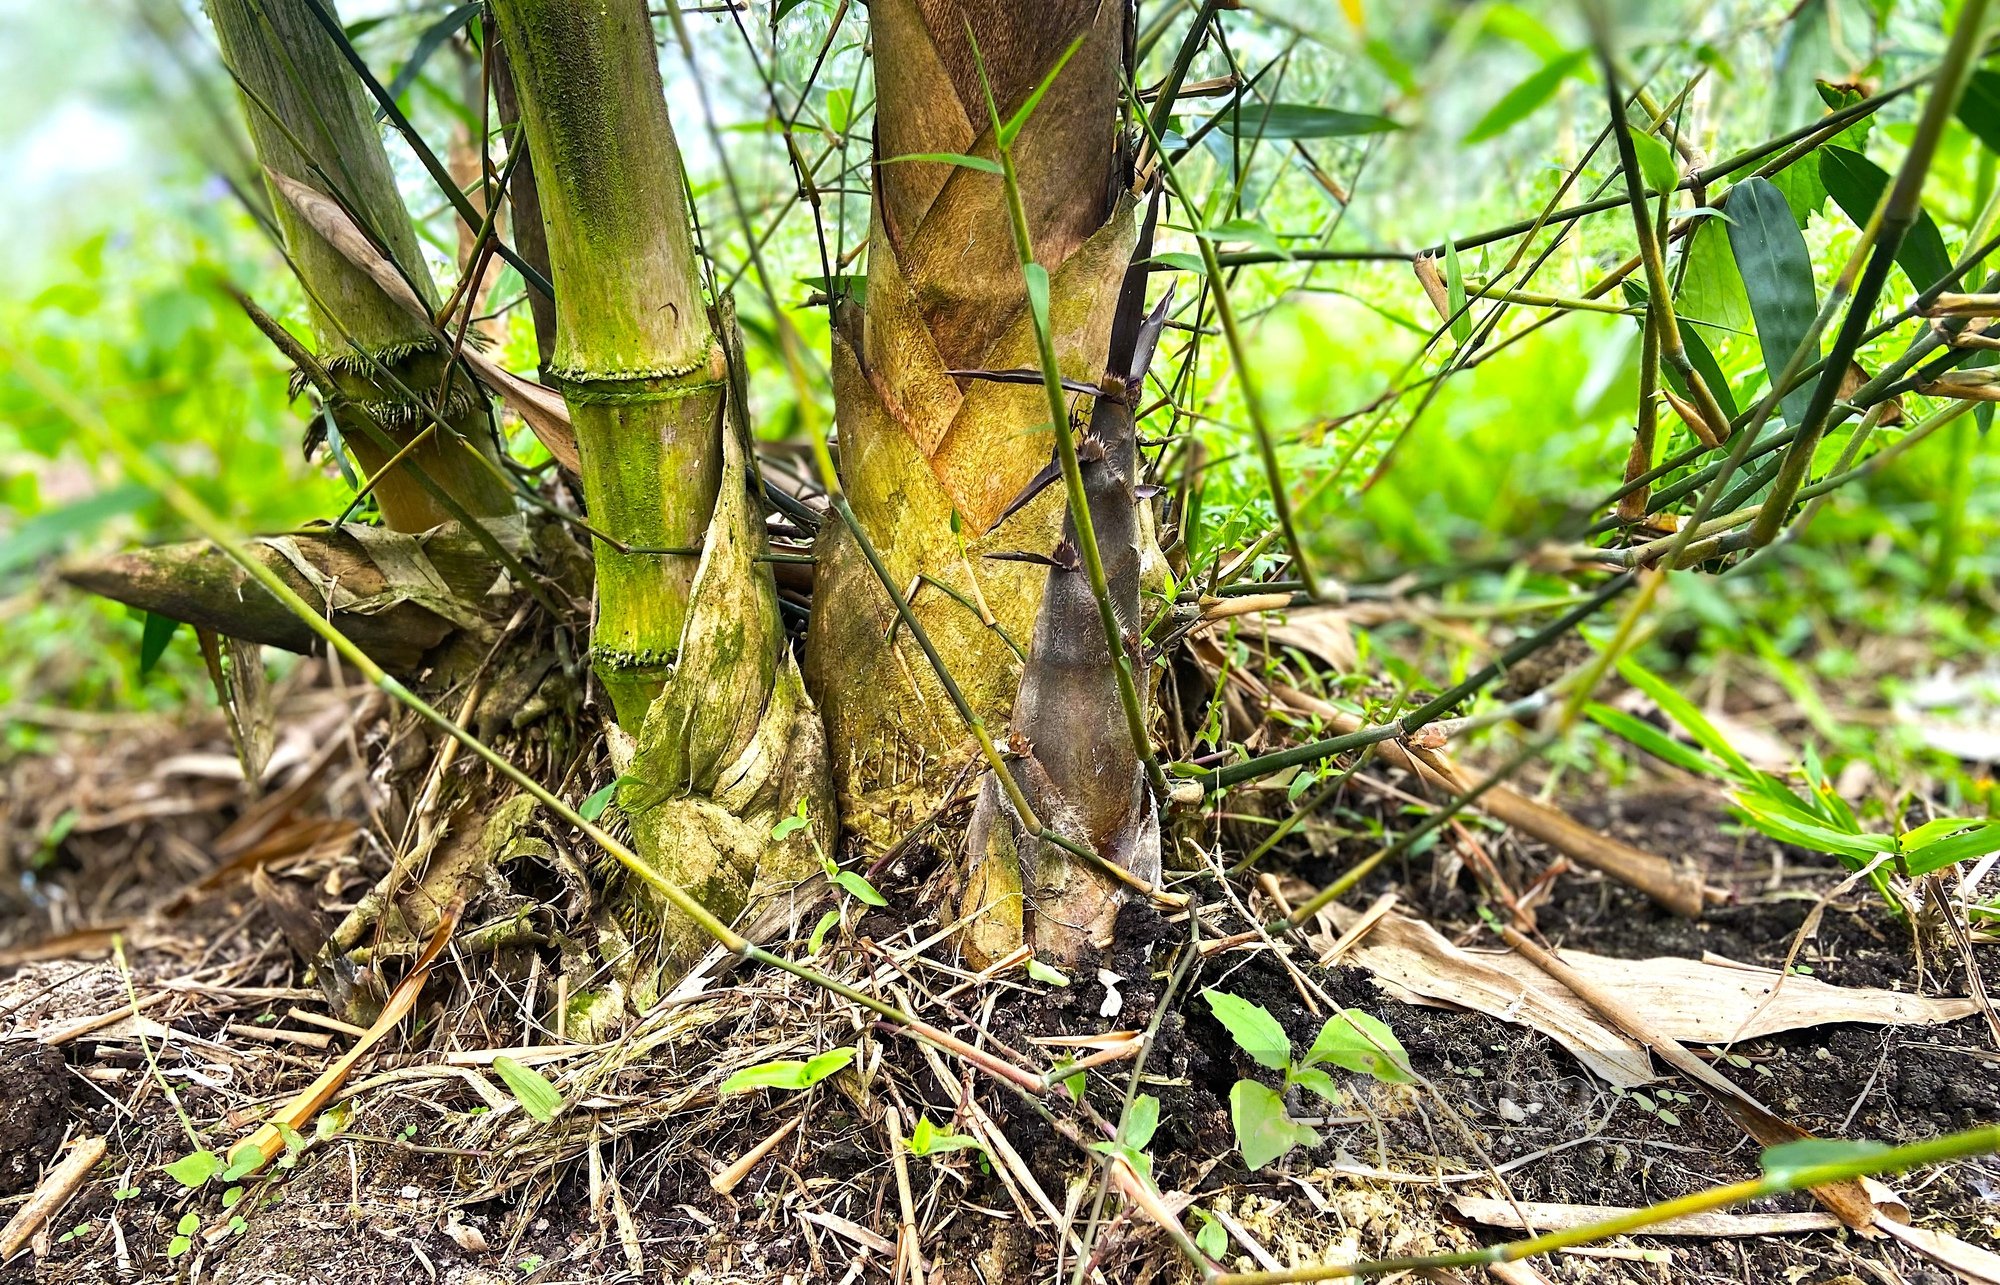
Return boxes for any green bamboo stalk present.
[487,0,728,725]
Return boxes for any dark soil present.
[6,743,2000,1285]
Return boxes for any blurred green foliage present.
[1,0,1995,841]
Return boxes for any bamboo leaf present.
[1762,1138,1890,1182]
[1956,68,2000,155]
[1199,218,1290,260]
[492,1056,563,1123]
[1000,34,1087,147]
[1616,655,1756,778]
[1818,146,1953,293]
[139,612,182,678]
[1213,104,1400,138]
[1443,237,1471,347]
[882,151,1002,175]
[1725,177,1819,428]
[383,3,481,107]
[1023,262,1051,333]
[1463,50,1589,144]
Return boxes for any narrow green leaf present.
[1585,703,1721,778]
[1203,989,1293,1071]
[1195,1210,1230,1259]
[579,775,643,823]
[1000,34,1087,147]
[1149,251,1208,275]
[1817,147,1953,294]
[832,870,888,906]
[807,909,842,954]
[1760,1138,1889,1182]
[1725,177,1819,428]
[1905,823,2000,875]
[1617,656,1756,779]
[1443,237,1470,347]
[1899,816,1988,851]
[139,612,181,678]
[1199,218,1290,260]
[493,1056,563,1123]
[721,1047,854,1095]
[1212,104,1400,139]
[1463,50,1589,144]
[881,151,1002,175]
[1228,1079,1320,1170]
[384,3,481,106]
[1023,262,1051,333]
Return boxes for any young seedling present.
[1203,988,1413,1170]
[719,1047,856,1096]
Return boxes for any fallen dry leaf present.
[1317,908,1974,1088]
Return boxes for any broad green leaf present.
[825,87,853,135]
[139,612,181,678]
[579,775,643,823]
[1303,1010,1413,1084]
[1150,251,1208,275]
[832,870,888,906]
[1725,177,1819,428]
[1195,1209,1230,1259]
[721,1046,855,1094]
[1629,280,1742,420]
[177,1213,200,1236]
[1584,703,1721,778]
[1000,34,1087,147]
[1631,130,1679,195]
[220,1148,263,1183]
[772,799,811,840]
[1123,1094,1161,1149]
[1443,237,1470,347]
[1203,989,1292,1071]
[1674,220,1756,344]
[1288,1066,1341,1103]
[1905,823,2000,875]
[1818,147,1953,294]
[1228,1080,1320,1171]
[1617,656,1755,779]
[882,151,1002,175]
[493,1056,563,1123]
[1213,104,1400,139]
[1463,50,1589,145]
[1957,69,2000,155]
[1760,1138,1890,1182]
[164,1150,221,1188]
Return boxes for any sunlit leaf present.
[1463,50,1589,144]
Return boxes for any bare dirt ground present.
[3,676,1997,1285]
